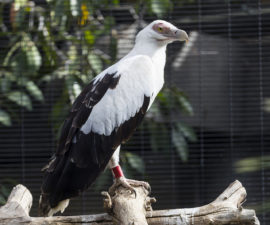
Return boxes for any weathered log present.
[0,180,260,225]
[102,184,156,225]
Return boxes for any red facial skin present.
[152,23,171,35]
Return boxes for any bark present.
[102,185,156,225]
[0,180,260,225]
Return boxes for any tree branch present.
[0,180,260,225]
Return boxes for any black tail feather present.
[38,193,51,216]
[40,138,114,212]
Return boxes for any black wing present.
[39,72,150,215]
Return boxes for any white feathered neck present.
[124,30,168,77]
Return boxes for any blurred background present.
[0,0,269,223]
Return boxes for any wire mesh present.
[0,0,269,224]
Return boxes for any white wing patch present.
[81,55,159,136]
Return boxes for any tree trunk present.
[0,180,260,225]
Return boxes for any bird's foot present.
[109,177,150,197]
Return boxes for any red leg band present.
[112,165,123,179]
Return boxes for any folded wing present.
[40,55,154,214]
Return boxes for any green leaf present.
[22,35,42,72]
[40,27,58,67]
[112,0,119,5]
[172,127,188,162]
[15,76,28,87]
[157,90,170,109]
[88,52,103,74]
[157,91,167,103]
[147,122,170,152]
[40,74,54,83]
[0,185,9,198]
[0,109,11,126]
[177,94,193,115]
[13,7,27,29]
[7,91,32,111]
[3,42,21,67]
[65,74,82,103]
[169,87,194,115]
[51,0,68,26]
[126,152,145,174]
[234,156,270,174]
[25,81,44,102]
[84,30,95,46]
[0,77,11,93]
[14,0,28,11]
[151,0,163,17]
[176,123,197,142]
[80,72,94,84]
[151,0,172,18]
[67,45,78,63]
[72,82,82,98]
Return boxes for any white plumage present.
[39,20,188,216]
[81,55,157,135]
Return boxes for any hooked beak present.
[174,29,189,43]
[162,28,189,43]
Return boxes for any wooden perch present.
[0,180,260,225]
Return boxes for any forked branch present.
[0,180,260,225]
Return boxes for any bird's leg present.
[108,147,150,197]
[110,165,136,196]
[109,165,150,197]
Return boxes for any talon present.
[133,189,137,198]
[125,179,151,193]
[110,165,151,197]
[122,181,137,198]
[109,177,150,198]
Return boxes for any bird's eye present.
[158,27,163,32]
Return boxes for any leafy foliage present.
[0,0,196,179]
[235,155,270,174]
[235,102,270,213]
[0,5,45,126]
[234,155,270,213]
[148,0,173,18]
[145,87,196,162]
[0,110,11,126]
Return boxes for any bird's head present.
[136,20,189,45]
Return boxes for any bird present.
[39,20,188,216]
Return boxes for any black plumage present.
[39,72,150,216]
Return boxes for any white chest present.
[148,47,166,105]
[81,47,167,136]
